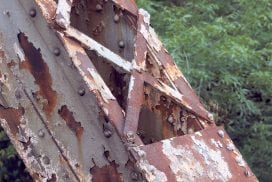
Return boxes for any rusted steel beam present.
[0,0,258,181]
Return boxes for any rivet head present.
[78,87,85,96]
[130,171,138,181]
[114,14,120,23]
[217,130,224,138]
[96,4,103,12]
[29,9,36,17]
[54,48,61,56]
[42,156,50,165]
[226,143,234,151]
[104,128,112,138]
[126,131,135,142]
[38,129,45,138]
[118,40,125,48]
[167,115,174,125]
[244,170,250,177]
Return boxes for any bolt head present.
[118,40,125,48]
[38,129,45,138]
[167,115,174,124]
[96,4,103,12]
[54,48,61,56]
[226,143,234,151]
[42,156,50,165]
[78,87,85,96]
[130,171,138,181]
[114,14,120,23]
[244,170,250,177]
[217,130,224,138]
[104,129,112,138]
[29,9,36,17]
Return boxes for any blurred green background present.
[1,0,271,181]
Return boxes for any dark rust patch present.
[7,60,16,68]
[47,174,57,182]
[90,161,121,182]
[0,105,24,135]
[18,32,57,117]
[58,105,84,139]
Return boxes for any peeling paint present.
[58,105,84,139]
[162,140,204,181]
[191,135,232,181]
[18,32,57,118]
[56,0,72,28]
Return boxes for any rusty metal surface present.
[133,126,258,182]
[0,0,258,181]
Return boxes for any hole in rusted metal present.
[86,50,130,110]
[71,0,136,61]
[90,161,121,182]
[0,105,24,135]
[137,85,203,145]
[58,105,84,139]
[18,32,57,118]
[47,174,57,182]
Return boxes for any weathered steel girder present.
[0,0,258,181]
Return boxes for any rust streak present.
[18,32,57,118]
[0,105,24,135]
[90,161,121,182]
[58,105,84,139]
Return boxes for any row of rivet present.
[217,129,250,177]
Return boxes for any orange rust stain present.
[90,161,121,182]
[0,105,24,135]
[58,105,84,139]
[165,63,183,81]
[18,33,57,118]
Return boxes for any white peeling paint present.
[87,68,116,101]
[139,9,150,24]
[140,25,163,52]
[128,76,135,99]
[191,136,232,181]
[162,140,204,182]
[56,0,72,28]
[65,27,132,72]
[13,43,25,61]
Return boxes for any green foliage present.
[137,0,272,181]
[0,127,31,181]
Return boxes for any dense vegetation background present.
[0,0,271,181]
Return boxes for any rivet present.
[244,170,250,177]
[208,113,214,120]
[15,89,22,99]
[114,14,120,23]
[29,8,36,17]
[118,40,125,48]
[96,4,103,12]
[138,150,146,158]
[20,119,26,125]
[167,115,174,125]
[130,171,138,181]
[38,129,45,138]
[78,87,85,96]
[42,156,50,165]
[226,143,234,151]
[217,130,224,138]
[104,128,112,138]
[126,131,135,142]
[53,48,61,56]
